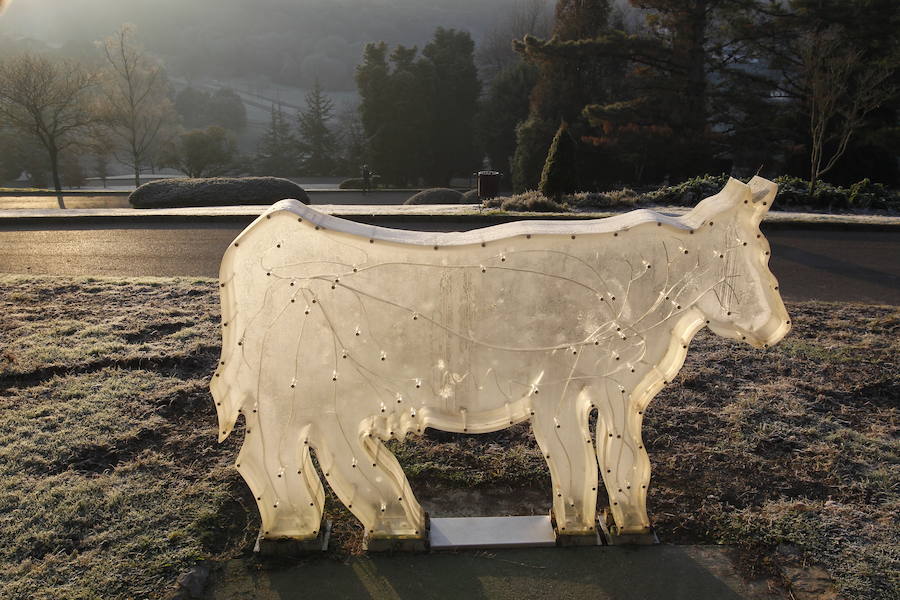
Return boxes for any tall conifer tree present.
[297,79,338,176]
[254,104,298,176]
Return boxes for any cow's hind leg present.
[311,416,426,540]
[595,387,652,535]
[531,387,598,536]
[237,417,326,541]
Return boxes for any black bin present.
[477,170,501,199]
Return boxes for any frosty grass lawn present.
[0,275,897,599]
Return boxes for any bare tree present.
[800,27,896,197]
[477,0,552,81]
[0,53,99,208]
[98,24,177,188]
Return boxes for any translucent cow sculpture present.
[211,176,791,545]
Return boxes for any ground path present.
[1,211,897,304]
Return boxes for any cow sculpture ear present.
[747,176,778,211]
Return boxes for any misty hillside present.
[0,0,561,91]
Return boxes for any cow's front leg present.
[595,392,652,535]
[531,387,598,536]
[312,416,426,540]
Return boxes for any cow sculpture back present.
[211,176,790,546]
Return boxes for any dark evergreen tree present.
[355,29,481,187]
[539,121,577,200]
[383,44,432,186]
[478,61,538,182]
[421,28,481,186]
[511,0,619,191]
[297,79,338,176]
[570,0,770,183]
[255,104,299,176]
[335,106,368,176]
[355,42,395,183]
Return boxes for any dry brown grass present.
[0,275,896,599]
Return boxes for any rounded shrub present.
[129,177,309,208]
[404,188,464,205]
[461,189,479,203]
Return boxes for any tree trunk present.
[49,147,65,209]
[809,146,819,200]
[133,149,141,189]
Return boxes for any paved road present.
[0,190,419,209]
[1,222,898,305]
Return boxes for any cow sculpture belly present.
[211,176,791,545]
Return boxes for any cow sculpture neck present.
[211,176,790,546]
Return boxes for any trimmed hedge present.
[129,177,309,208]
[461,189,479,203]
[404,188,464,205]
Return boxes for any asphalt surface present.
[1,220,898,305]
[206,545,782,600]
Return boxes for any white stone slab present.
[428,516,557,549]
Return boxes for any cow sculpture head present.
[692,176,791,349]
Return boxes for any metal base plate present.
[598,511,659,545]
[254,520,331,556]
[556,530,604,546]
[429,516,557,550]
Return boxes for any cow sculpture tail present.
[210,264,244,443]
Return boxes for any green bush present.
[642,174,731,206]
[570,188,639,209]
[848,178,888,209]
[339,178,365,189]
[769,175,809,206]
[483,190,568,212]
[538,121,577,201]
[461,189,479,203]
[404,188,464,205]
[640,173,899,211]
[772,175,898,210]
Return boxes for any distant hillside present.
[0,0,549,90]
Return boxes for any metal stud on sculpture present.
[211,176,790,547]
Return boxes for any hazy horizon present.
[2,0,560,91]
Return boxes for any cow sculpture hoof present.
[211,176,791,550]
